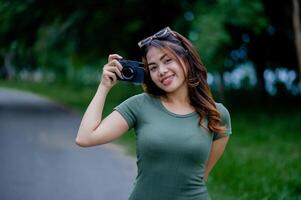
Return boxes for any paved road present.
[0,87,136,200]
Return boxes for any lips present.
[161,75,174,86]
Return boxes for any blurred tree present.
[188,0,300,103]
[189,0,268,100]
[0,0,299,104]
[0,1,31,79]
[292,0,301,89]
[0,0,196,82]
[249,0,300,103]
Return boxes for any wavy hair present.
[139,28,226,135]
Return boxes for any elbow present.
[75,136,90,148]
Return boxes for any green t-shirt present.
[114,93,232,200]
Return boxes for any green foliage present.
[0,0,191,80]
[190,0,268,72]
[0,0,298,100]
[34,20,76,74]
[207,108,301,199]
[0,1,28,35]
[0,0,269,75]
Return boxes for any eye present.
[164,58,172,64]
[149,66,157,72]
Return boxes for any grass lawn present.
[1,79,300,199]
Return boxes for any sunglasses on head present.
[138,27,179,48]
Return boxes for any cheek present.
[178,66,188,80]
[183,66,188,76]
[150,72,158,82]
[178,59,188,77]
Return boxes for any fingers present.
[105,66,122,78]
[103,70,117,83]
[108,54,123,62]
[100,54,123,89]
[104,60,123,79]
[109,59,123,71]
[102,54,124,86]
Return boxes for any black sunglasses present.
[138,27,179,48]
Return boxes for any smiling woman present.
[146,48,187,95]
[76,26,232,200]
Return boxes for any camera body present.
[117,59,145,84]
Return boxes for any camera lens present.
[122,67,134,80]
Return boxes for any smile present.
[161,75,174,86]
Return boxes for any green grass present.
[1,79,300,199]
[208,110,301,200]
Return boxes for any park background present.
[0,0,301,199]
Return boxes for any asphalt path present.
[0,87,136,200]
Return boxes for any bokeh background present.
[0,0,300,199]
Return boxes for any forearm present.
[76,84,109,140]
[204,136,229,182]
[204,154,221,182]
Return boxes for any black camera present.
[117,59,145,84]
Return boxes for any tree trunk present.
[292,0,301,92]
[247,31,270,105]
[216,72,225,102]
[3,51,14,80]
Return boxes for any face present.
[146,46,188,94]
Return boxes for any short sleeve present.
[113,94,142,129]
[212,103,232,141]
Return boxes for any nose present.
[158,65,168,76]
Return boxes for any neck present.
[161,86,190,105]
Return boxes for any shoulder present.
[215,102,230,112]
[126,92,149,101]
[122,92,151,105]
[214,102,231,119]
[214,102,232,135]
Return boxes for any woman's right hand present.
[100,54,123,90]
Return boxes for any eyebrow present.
[147,53,168,66]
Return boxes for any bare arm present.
[75,54,128,147]
[204,136,230,182]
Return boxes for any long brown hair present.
[139,28,226,135]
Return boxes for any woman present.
[76,27,232,200]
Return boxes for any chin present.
[160,86,177,93]
[155,80,182,93]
